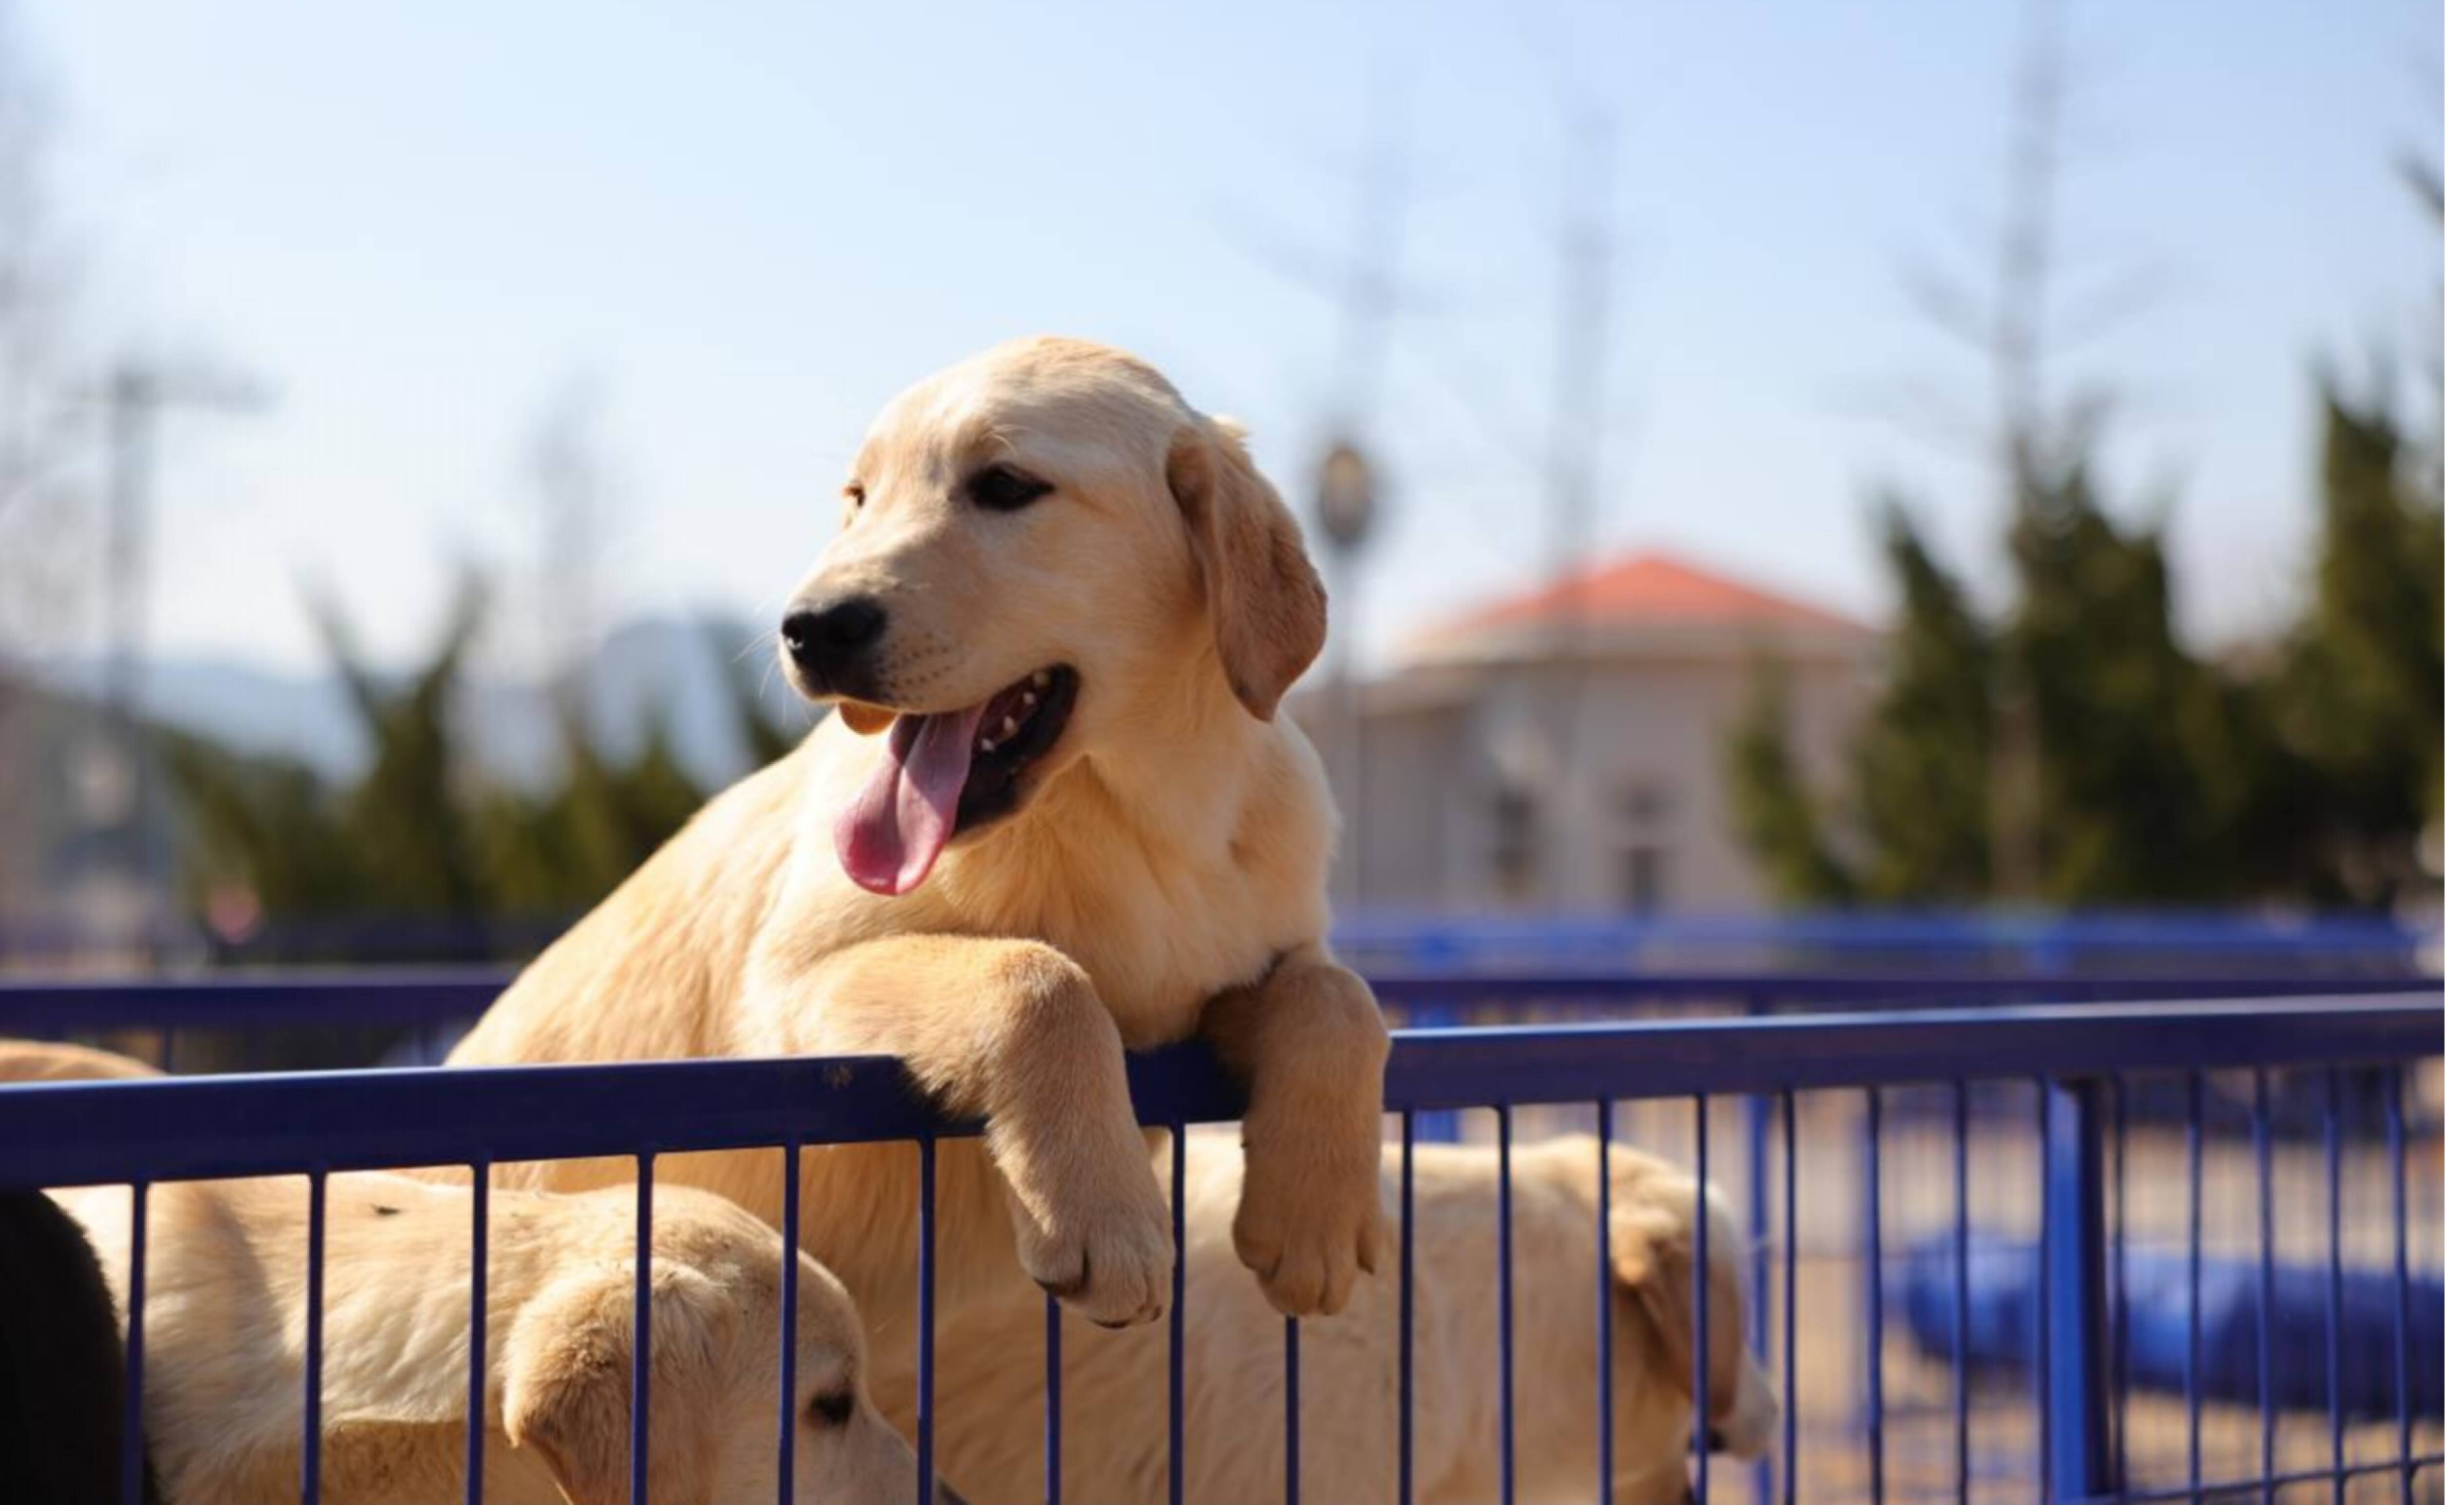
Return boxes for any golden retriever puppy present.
[929,1135,1777,1504]
[0,1038,163,1082]
[7,1045,921,1503]
[449,338,1390,1394]
[54,1173,922,1505]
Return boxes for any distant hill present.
[36,614,816,792]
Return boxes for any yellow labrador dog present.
[931,1136,1777,1504]
[6,1046,922,1504]
[450,339,1389,1391]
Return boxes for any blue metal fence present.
[6,908,2434,978]
[0,985,2443,1505]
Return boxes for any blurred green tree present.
[1729,393,2442,910]
[1724,659,1857,907]
[2262,383,2443,904]
[164,586,821,960]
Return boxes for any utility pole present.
[95,354,263,964]
[1540,108,1616,911]
[1315,92,1407,911]
[1985,0,2067,905]
[1226,79,1411,909]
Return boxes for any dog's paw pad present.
[1232,1173,1382,1318]
[1018,1195,1174,1328]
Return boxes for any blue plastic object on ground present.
[1892,1231,2442,1417]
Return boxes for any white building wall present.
[1297,633,1876,913]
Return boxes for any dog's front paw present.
[1232,1124,1385,1317]
[1007,1166,1176,1328]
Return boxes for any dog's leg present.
[1199,947,1389,1315]
[784,934,1176,1328]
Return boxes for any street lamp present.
[1314,436,1378,908]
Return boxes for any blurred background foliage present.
[1730,367,2442,911]
[166,590,798,961]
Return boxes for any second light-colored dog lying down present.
[929,1134,1777,1504]
[7,1044,925,1504]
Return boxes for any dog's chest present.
[1020,857,1296,1049]
[782,840,1310,1049]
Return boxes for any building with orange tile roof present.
[1295,550,1878,912]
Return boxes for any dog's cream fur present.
[448,339,1391,1405]
[929,1135,1778,1504]
[9,1046,919,1505]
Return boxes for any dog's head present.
[500,1191,927,1504]
[779,336,1327,895]
[1602,1145,1779,1502]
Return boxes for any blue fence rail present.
[0,965,2434,1041]
[0,988,2444,1505]
[5,908,2436,976]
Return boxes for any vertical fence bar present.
[777,1143,799,1506]
[1953,1080,1971,1506]
[1782,1089,1799,1507]
[2384,1063,2413,1505]
[1692,1093,1710,1505]
[632,1156,653,1506]
[1042,1295,1061,1505]
[2035,1078,2053,1504]
[122,1181,149,1505]
[1497,1105,1515,1505]
[1596,1099,1614,1506]
[2109,1074,2130,1494]
[470,1162,491,1505]
[1284,1317,1302,1504]
[2043,1077,2114,1504]
[2255,1072,2277,1505]
[917,1138,937,1506]
[303,1168,327,1504]
[1744,1005,1773,1507]
[1399,1111,1416,1506]
[1168,1123,1187,1507]
[158,1026,178,1075]
[1863,1086,1884,1505]
[2186,1073,2204,1500]
[2326,1072,2346,1505]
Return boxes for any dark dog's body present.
[0,1189,154,1503]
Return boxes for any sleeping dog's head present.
[1601,1144,1780,1502]
[780,337,1326,895]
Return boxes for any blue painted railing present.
[0,966,2432,1039]
[0,988,2443,1505]
[5,908,2433,975]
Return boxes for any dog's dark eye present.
[966,464,1052,512]
[843,482,866,510]
[806,1390,855,1428]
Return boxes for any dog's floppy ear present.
[502,1259,733,1504]
[1609,1170,1744,1426]
[1167,416,1328,720]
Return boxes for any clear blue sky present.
[20,0,2441,676]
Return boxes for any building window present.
[1491,786,1538,901]
[1621,782,1669,823]
[1617,777,1671,910]
[1621,844,1664,910]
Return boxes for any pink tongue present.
[833,702,988,895]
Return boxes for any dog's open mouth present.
[831,666,1078,895]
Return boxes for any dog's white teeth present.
[1021,691,1039,708]
[978,737,996,753]
[1001,715,1020,736]
[1032,670,1052,688]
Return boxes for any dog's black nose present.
[782,598,887,677]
